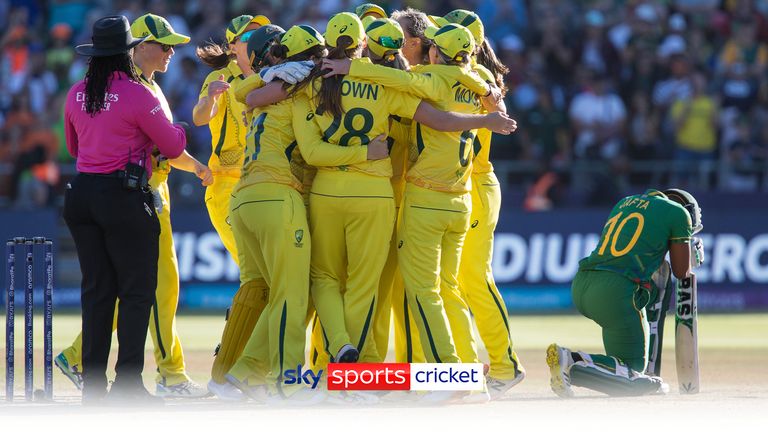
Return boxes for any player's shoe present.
[156,379,211,398]
[486,370,526,400]
[335,344,359,363]
[461,387,491,404]
[224,374,268,402]
[207,378,245,401]
[54,352,83,390]
[546,343,574,398]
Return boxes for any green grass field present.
[2,312,766,399]
[2,313,766,429]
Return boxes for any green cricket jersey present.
[579,189,693,282]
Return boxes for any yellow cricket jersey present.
[300,76,420,186]
[471,64,495,174]
[389,116,411,194]
[345,59,490,191]
[237,90,370,194]
[199,60,249,171]
[408,64,484,193]
[238,98,305,192]
[347,58,489,101]
[136,65,172,177]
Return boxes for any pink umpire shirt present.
[64,71,186,177]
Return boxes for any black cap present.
[247,24,286,68]
[75,15,147,57]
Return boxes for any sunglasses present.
[147,41,173,52]
[377,36,403,49]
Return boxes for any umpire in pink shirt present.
[63,15,186,405]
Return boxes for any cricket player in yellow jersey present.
[193,14,273,386]
[321,14,495,364]
[204,25,389,402]
[306,13,516,368]
[442,9,527,399]
[329,24,501,378]
[56,14,212,398]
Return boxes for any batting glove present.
[259,61,315,84]
[691,237,705,268]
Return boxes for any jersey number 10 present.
[597,211,646,257]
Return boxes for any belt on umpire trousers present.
[80,171,126,179]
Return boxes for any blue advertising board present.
[491,210,768,312]
[2,206,765,312]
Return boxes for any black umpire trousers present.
[63,173,160,398]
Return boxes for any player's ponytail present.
[317,35,356,118]
[270,43,290,60]
[477,38,509,96]
[83,53,138,115]
[370,50,410,71]
[196,40,232,70]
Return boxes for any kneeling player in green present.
[547,189,703,397]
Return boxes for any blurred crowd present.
[2,0,768,209]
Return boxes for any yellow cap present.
[325,12,365,48]
[355,3,387,19]
[443,9,484,46]
[226,14,271,43]
[365,18,404,59]
[280,25,325,58]
[361,16,376,29]
[424,23,475,63]
[131,13,190,45]
[427,15,450,28]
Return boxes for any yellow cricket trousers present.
[458,171,522,378]
[227,183,311,391]
[309,170,395,362]
[397,183,477,364]
[373,177,425,363]
[206,173,270,384]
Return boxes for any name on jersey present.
[341,80,379,101]
[454,86,481,107]
[619,197,650,210]
[76,91,120,112]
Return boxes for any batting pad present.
[647,260,673,376]
[210,278,269,383]
[570,353,665,397]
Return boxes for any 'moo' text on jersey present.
[454,84,481,107]
[341,80,379,101]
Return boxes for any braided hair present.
[83,53,138,115]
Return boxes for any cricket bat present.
[675,272,700,394]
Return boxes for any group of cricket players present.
[54,3,705,405]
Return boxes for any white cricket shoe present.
[156,380,211,399]
[486,370,526,400]
[546,343,575,398]
[54,352,83,391]
[207,379,245,401]
[224,374,268,402]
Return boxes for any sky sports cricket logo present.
[282,363,483,391]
